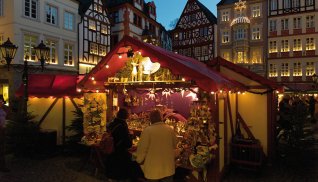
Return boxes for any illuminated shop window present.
[293,39,302,51]
[236,51,247,63]
[222,52,230,61]
[281,63,289,76]
[281,40,289,52]
[101,24,109,35]
[99,45,107,56]
[306,38,315,50]
[0,83,9,106]
[252,49,262,64]
[269,63,277,77]
[306,62,314,76]
[293,62,302,76]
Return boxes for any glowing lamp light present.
[162,89,171,98]
[138,51,142,55]
[141,57,160,74]
[77,88,82,93]
[118,54,122,59]
[147,89,156,100]
[186,91,197,101]
[105,65,109,69]
[91,77,95,81]
[182,78,185,81]
[211,91,215,94]
[96,90,99,93]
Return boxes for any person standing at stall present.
[0,95,9,172]
[105,108,132,182]
[136,110,177,182]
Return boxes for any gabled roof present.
[78,0,108,17]
[217,0,239,6]
[175,0,217,29]
[79,36,243,92]
[207,57,281,93]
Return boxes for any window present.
[306,38,315,50]
[269,20,277,32]
[293,62,301,76]
[281,40,289,52]
[306,15,315,28]
[101,24,109,35]
[270,0,277,10]
[293,17,301,29]
[24,34,38,61]
[269,41,277,53]
[64,43,73,66]
[281,63,289,76]
[202,46,208,55]
[251,49,261,63]
[0,0,3,16]
[306,0,314,6]
[94,4,103,13]
[292,0,300,8]
[252,5,260,17]
[234,28,246,40]
[112,11,119,23]
[252,27,260,40]
[269,64,277,77]
[306,62,314,76]
[64,12,74,30]
[99,45,107,56]
[194,47,201,57]
[45,4,57,25]
[199,27,208,37]
[221,11,229,22]
[222,52,230,61]
[45,40,57,64]
[24,0,38,19]
[222,31,229,43]
[236,51,246,63]
[281,19,289,30]
[293,39,302,51]
[133,13,142,27]
[89,19,96,30]
[90,43,98,55]
[284,0,291,8]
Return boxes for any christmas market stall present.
[78,36,280,181]
[15,74,83,145]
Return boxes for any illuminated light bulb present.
[211,91,215,94]
[105,65,109,69]
[276,90,279,94]
[229,91,232,94]
[138,51,141,55]
[219,90,223,93]
[242,92,246,95]
[50,96,54,99]
[182,78,185,81]
[77,88,82,93]
[238,91,241,94]
[96,90,99,93]
[91,77,95,81]
[118,54,122,59]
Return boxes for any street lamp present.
[34,40,50,71]
[0,38,18,70]
[0,38,49,122]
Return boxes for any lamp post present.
[0,38,50,122]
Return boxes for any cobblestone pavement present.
[0,122,317,182]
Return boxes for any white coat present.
[136,122,177,180]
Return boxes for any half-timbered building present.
[105,0,171,50]
[268,0,318,92]
[217,0,268,76]
[171,0,217,62]
[78,0,111,74]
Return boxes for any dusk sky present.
[148,0,218,30]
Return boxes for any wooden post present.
[62,97,66,145]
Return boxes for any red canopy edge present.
[15,74,82,98]
[79,36,242,92]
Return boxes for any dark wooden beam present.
[38,98,59,127]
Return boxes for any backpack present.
[99,131,114,155]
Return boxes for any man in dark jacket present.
[105,108,132,182]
